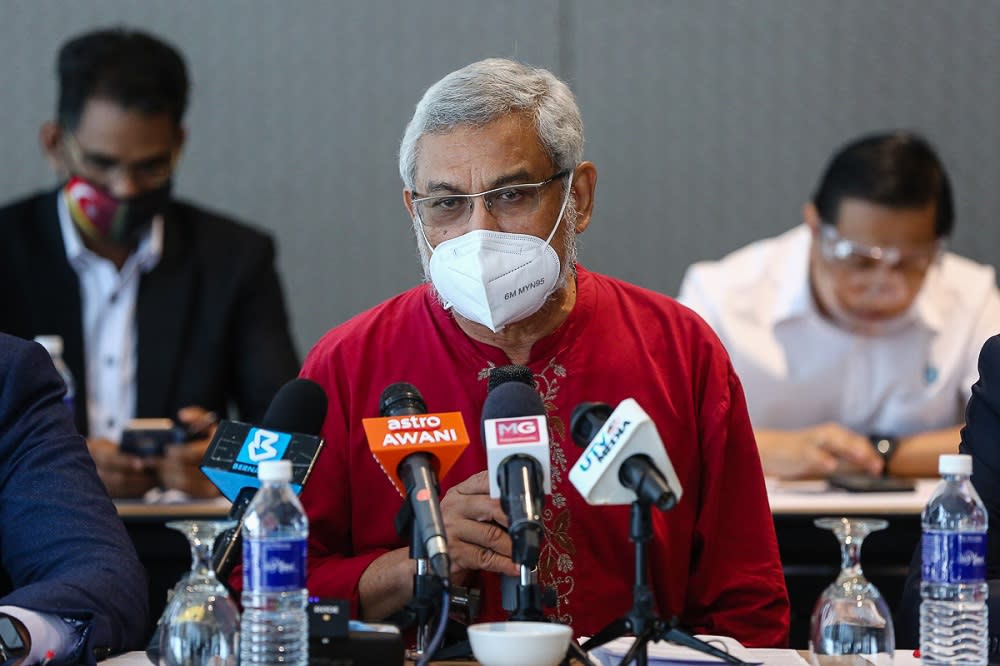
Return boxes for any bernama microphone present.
[200,377,329,581]
[482,368,551,568]
[569,399,682,511]
[362,383,470,579]
[150,378,329,664]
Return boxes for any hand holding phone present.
[119,418,185,457]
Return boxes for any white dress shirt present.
[0,605,78,665]
[678,224,1000,436]
[57,192,163,442]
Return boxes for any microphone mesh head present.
[569,402,612,448]
[481,380,546,449]
[261,378,328,435]
[379,382,427,416]
[487,365,535,393]
[482,380,546,420]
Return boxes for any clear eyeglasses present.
[819,225,943,276]
[809,517,894,665]
[63,133,177,190]
[411,169,570,229]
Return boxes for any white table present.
[102,649,922,664]
[766,478,935,516]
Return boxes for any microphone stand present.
[502,559,597,666]
[503,565,549,621]
[395,502,443,660]
[579,500,750,666]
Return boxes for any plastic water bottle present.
[33,335,75,416]
[240,460,309,665]
[920,453,989,665]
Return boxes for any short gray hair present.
[399,58,584,190]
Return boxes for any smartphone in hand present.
[119,418,185,457]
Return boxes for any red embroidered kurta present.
[296,266,789,646]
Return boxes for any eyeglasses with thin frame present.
[63,133,178,190]
[819,224,944,276]
[411,169,571,230]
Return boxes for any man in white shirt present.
[679,131,1000,479]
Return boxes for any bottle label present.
[921,530,987,584]
[243,537,307,592]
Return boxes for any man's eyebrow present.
[78,148,173,167]
[423,169,535,195]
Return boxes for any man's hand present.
[86,437,158,498]
[357,470,520,621]
[156,407,220,498]
[439,470,520,583]
[756,423,884,479]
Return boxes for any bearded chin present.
[415,197,580,310]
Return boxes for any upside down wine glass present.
[809,517,895,665]
[159,520,241,666]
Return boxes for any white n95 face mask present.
[421,178,572,332]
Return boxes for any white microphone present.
[482,370,551,568]
[568,398,682,510]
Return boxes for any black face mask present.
[64,176,172,246]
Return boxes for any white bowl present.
[468,621,573,666]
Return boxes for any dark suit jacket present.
[0,333,148,662]
[0,190,300,435]
[898,333,1000,653]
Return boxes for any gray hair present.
[399,58,584,190]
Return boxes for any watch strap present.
[869,434,900,473]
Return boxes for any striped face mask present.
[63,176,171,246]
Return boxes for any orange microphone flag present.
[363,412,470,497]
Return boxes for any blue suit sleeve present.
[0,336,148,663]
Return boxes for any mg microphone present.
[482,369,550,567]
[569,399,682,511]
[363,383,470,579]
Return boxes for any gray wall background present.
[1,1,998,358]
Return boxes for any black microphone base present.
[309,631,405,665]
[579,501,748,666]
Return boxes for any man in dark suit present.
[0,28,299,498]
[0,333,147,664]
[898,334,1000,655]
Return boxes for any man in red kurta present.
[298,58,789,647]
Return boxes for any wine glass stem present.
[840,538,864,577]
[190,538,215,579]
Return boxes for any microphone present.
[150,378,329,665]
[362,383,470,579]
[482,368,550,568]
[199,378,328,501]
[205,377,329,580]
[487,364,535,392]
[568,399,682,511]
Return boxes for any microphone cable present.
[416,578,451,666]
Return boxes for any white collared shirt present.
[678,224,1000,436]
[57,192,163,442]
[0,605,79,666]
